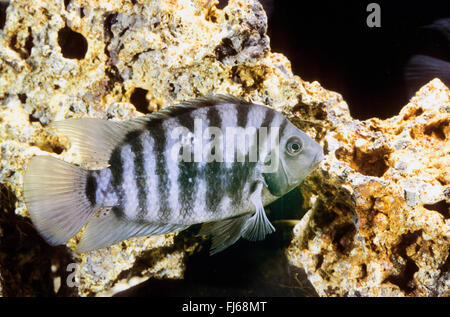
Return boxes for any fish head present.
[262,121,323,196]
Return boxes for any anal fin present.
[76,207,188,253]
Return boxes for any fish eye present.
[285,137,303,156]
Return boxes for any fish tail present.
[23,155,97,246]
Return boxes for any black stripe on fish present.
[279,119,288,137]
[237,103,250,128]
[109,146,124,204]
[226,158,257,209]
[205,106,224,213]
[261,107,275,128]
[175,114,199,217]
[178,160,199,216]
[206,105,223,130]
[85,172,97,206]
[147,121,171,221]
[125,130,148,219]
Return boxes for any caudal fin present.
[23,156,96,246]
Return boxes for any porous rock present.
[289,78,449,297]
[0,0,448,296]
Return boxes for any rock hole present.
[384,230,421,293]
[0,1,8,30]
[312,202,337,228]
[29,113,40,124]
[9,27,33,59]
[385,258,419,293]
[64,0,71,11]
[315,254,324,270]
[332,223,356,255]
[355,149,391,177]
[24,27,33,57]
[414,107,423,116]
[214,37,237,63]
[130,87,150,113]
[58,26,88,60]
[18,93,27,103]
[216,0,229,9]
[360,263,367,279]
[424,119,448,140]
[423,200,450,219]
[440,254,449,275]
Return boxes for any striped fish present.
[23,95,323,254]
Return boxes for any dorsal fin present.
[155,94,251,118]
[51,116,152,167]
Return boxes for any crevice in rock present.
[131,48,154,63]
[58,26,88,60]
[64,0,71,11]
[360,263,368,280]
[353,147,391,177]
[105,64,123,91]
[9,27,33,59]
[214,37,237,63]
[18,93,27,104]
[423,200,450,219]
[28,113,40,123]
[312,202,337,227]
[315,254,324,270]
[385,258,419,294]
[0,1,8,30]
[424,119,448,140]
[103,12,117,44]
[384,230,421,293]
[335,144,391,177]
[332,223,356,255]
[130,87,150,113]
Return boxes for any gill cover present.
[262,154,289,197]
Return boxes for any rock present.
[0,0,448,297]
[288,78,449,297]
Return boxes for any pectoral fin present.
[198,214,251,255]
[241,182,275,241]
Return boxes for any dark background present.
[266,0,449,119]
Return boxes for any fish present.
[404,18,450,97]
[23,95,323,254]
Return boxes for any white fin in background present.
[241,182,275,241]
[76,207,188,253]
[198,214,251,255]
[23,155,96,246]
[51,116,151,166]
